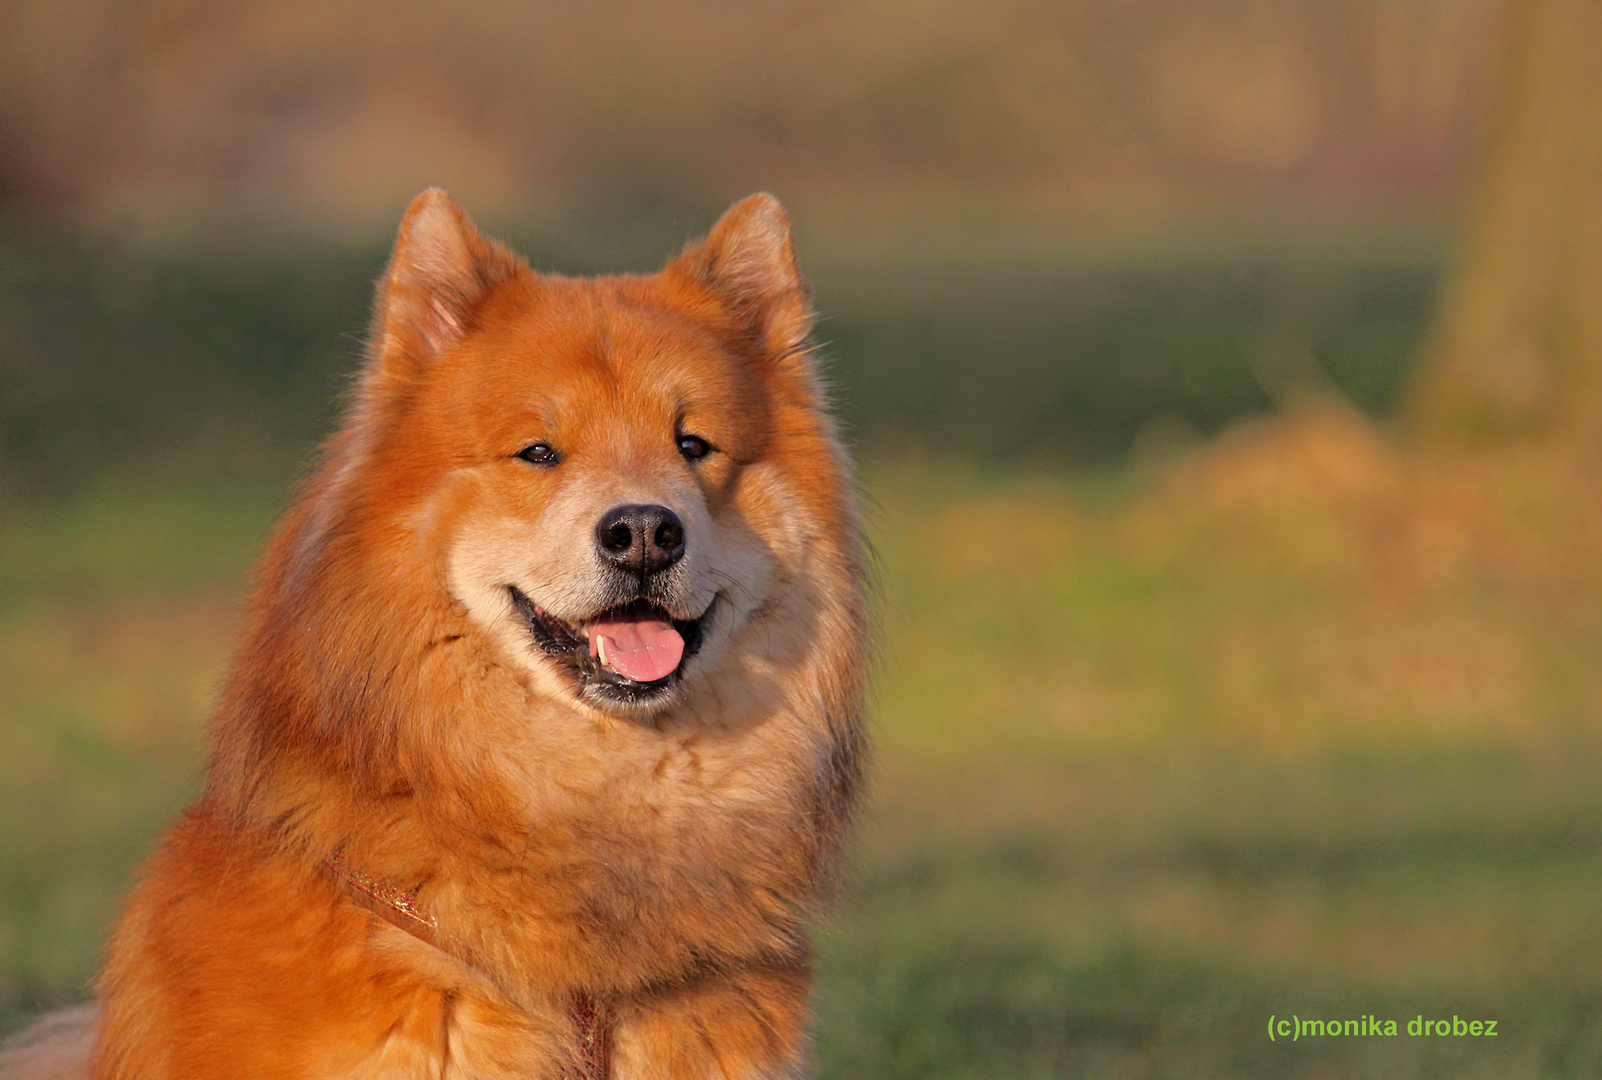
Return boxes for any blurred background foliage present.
[9,0,1602,1076]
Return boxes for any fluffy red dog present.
[11,191,867,1079]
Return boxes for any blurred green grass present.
[7,443,1602,1077]
[0,218,1438,495]
[819,749,1602,1079]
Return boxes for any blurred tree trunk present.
[1409,0,1602,445]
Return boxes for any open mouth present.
[507,587,709,707]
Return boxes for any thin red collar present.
[321,848,611,1079]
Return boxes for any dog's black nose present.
[595,504,685,576]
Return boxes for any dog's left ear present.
[370,188,523,379]
[671,193,813,358]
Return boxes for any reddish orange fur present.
[87,191,867,1079]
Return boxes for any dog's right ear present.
[368,189,522,380]
[668,193,813,360]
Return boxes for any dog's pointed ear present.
[671,193,813,358]
[370,188,522,374]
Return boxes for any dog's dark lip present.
[506,586,715,702]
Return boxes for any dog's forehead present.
[460,276,759,413]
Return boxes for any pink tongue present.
[590,616,685,683]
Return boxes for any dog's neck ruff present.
[321,848,611,1079]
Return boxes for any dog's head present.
[301,190,850,719]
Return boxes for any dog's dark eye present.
[515,442,561,467]
[677,434,713,462]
